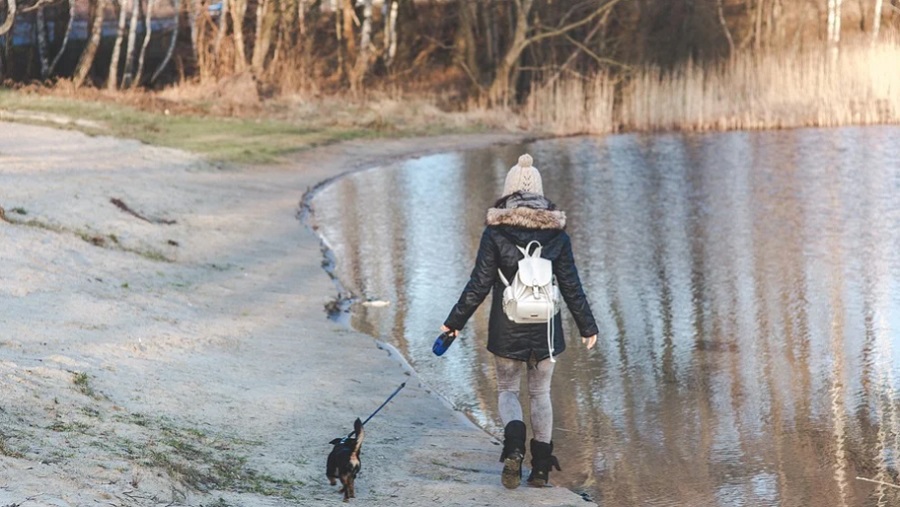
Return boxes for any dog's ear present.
[329,438,343,445]
[354,418,363,434]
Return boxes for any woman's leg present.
[494,355,526,488]
[526,357,561,487]
[527,357,555,443]
[494,355,523,424]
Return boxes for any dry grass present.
[524,43,900,134]
[524,74,616,135]
[0,80,517,163]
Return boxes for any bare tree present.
[134,0,156,85]
[73,0,107,87]
[251,0,276,74]
[213,0,229,57]
[48,0,75,75]
[349,0,373,92]
[487,0,622,105]
[122,0,141,86]
[827,0,843,49]
[187,0,199,60]
[453,0,478,79]
[754,0,765,50]
[340,0,355,79]
[716,0,735,55]
[872,0,884,42]
[35,6,50,77]
[230,0,248,71]
[0,0,17,37]
[385,0,399,68]
[152,0,179,82]
[108,0,129,89]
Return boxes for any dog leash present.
[345,381,406,440]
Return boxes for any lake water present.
[312,127,900,506]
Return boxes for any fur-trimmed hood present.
[485,192,566,230]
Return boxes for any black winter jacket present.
[444,192,598,362]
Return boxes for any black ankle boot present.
[499,420,526,489]
[526,439,561,487]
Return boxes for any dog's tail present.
[353,418,365,450]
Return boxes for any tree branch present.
[563,32,630,70]
[525,0,623,46]
[0,0,17,36]
[19,0,62,13]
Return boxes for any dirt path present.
[0,123,592,507]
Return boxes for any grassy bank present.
[525,43,900,134]
[0,84,508,164]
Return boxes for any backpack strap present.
[498,269,511,287]
[523,240,542,258]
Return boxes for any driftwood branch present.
[110,198,176,225]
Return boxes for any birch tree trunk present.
[230,0,248,71]
[108,0,129,89]
[0,0,16,37]
[36,7,50,78]
[187,0,198,61]
[251,0,276,74]
[872,0,883,42]
[827,0,842,60]
[152,0,179,82]
[135,0,155,85]
[827,0,842,45]
[48,0,75,75]
[349,0,372,92]
[73,0,107,88]
[716,0,735,56]
[334,2,343,77]
[122,0,141,86]
[385,0,399,68]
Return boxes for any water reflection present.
[312,127,900,506]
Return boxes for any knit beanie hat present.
[502,154,543,196]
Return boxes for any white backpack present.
[498,240,561,361]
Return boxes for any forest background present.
[1,0,900,160]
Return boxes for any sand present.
[0,122,592,507]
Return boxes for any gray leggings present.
[494,355,555,443]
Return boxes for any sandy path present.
[0,123,592,507]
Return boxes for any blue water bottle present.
[432,330,457,356]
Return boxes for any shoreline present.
[0,122,593,506]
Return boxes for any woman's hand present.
[440,325,459,337]
[582,335,597,350]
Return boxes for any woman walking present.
[441,154,598,489]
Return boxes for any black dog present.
[326,418,365,502]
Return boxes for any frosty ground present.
[0,122,593,507]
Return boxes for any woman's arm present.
[554,234,599,338]
[443,229,498,331]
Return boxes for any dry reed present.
[524,74,616,135]
[525,43,900,134]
